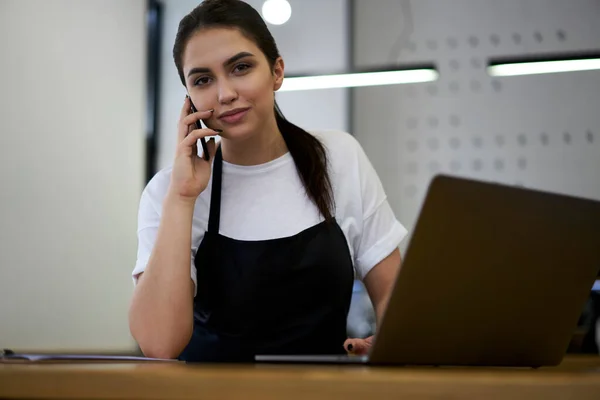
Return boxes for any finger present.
[343,338,371,355]
[175,123,195,158]
[351,339,370,355]
[179,95,191,121]
[182,109,214,127]
[357,336,374,354]
[177,96,192,143]
[179,128,220,152]
[343,338,358,354]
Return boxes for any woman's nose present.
[217,80,238,104]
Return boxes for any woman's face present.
[182,27,284,141]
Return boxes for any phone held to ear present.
[189,101,210,162]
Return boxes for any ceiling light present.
[262,0,292,26]
[488,52,600,77]
[279,69,439,92]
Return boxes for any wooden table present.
[2,356,600,399]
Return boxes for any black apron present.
[178,147,354,362]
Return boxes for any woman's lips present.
[219,108,249,124]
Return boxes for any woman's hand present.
[169,96,219,202]
[343,336,373,355]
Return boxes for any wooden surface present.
[1,356,600,399]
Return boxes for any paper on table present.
[0,351,178,363]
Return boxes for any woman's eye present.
[194,76,211,86]
[233,63,251,73]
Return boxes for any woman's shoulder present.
[309,129,359,147]
[308,129,363,163]
[307,129,369,197]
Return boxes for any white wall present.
[353,0,600,253]
[0,0,146,352]
[157,0,348,170]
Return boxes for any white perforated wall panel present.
[353,0,600,252]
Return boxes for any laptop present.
[256,175,600,367]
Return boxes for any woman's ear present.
[273,57,285,91]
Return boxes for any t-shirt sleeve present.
[351,139,408,280]
[131,172,200,296]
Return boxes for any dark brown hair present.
[172,0,334,220]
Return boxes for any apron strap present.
[207,145,223,234]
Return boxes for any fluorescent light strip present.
[279,69,438,92]
[488,58,600,77]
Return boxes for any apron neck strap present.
[207,146,223,234]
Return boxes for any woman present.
[129,0,407,362]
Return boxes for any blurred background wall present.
[0,0,598,352]
[0,0,146,352]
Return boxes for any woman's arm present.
[343,248,401,354]
[128,98,218,359]
[128,194,196,359]
[363,248,402,325]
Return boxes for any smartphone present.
[189,101,210,161]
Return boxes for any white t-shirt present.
[133,130,408,296]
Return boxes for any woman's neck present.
[220,118,288,166]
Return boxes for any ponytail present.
[274,102,334,222]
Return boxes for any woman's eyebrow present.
[187,52,255,78]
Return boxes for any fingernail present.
[213,129,223,133]
[347,344,353,351]
[208,109,214,113]
[185,94,189,99]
